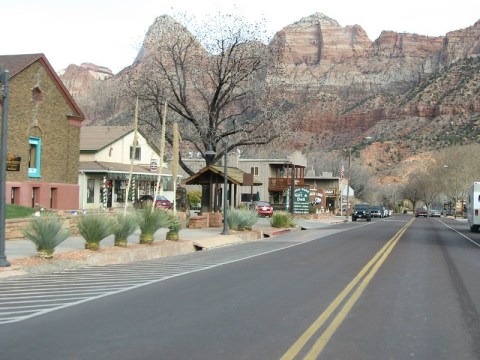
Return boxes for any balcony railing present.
[268,177,305,192]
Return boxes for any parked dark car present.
[136,195,173,210]
[352,203,371,222]
[253,201,274,217]
[415,208,428,217]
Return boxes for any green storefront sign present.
[285,187,310,214]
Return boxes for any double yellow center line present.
[280,218,415,360]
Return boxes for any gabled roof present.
[184,165,262,186]
[79,126,161,155]
[80,126,134,151]
[0,53,85,120]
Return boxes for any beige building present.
[78,126,177,210]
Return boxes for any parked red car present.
[136,195,173,210]
[254,201,274,217]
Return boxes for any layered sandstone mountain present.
[59,13,480,156]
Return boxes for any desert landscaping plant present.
[77,214,112,251]
[112,213,138,247]
[21,216,71,259]
[271,211,296,228]
[166,213,183,241]
[136,207,170,244]
[227,208,258,231]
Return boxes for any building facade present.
[79,126,176,210]
[0,54,84,210]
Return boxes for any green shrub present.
[77,215,112,251]
[187,190,202,209]
[166,213,183,241]
[112,213,138,247]
[136,207,170,244]
[271,211,295,228]
[21,215,71,258]
[227,208,258,231]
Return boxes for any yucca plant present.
[227,208,258,231]
[136,207,170,244]
[271,211,296,228]
[112,213,138,247]
[77,214,112,251]
[21,215,71,259]
[166,213,183,241]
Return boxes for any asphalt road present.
[1,215,479,360]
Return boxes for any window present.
[250,166,259,176]
[28,137,41,178]
[130,146,141,160]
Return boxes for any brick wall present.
[7,61,81,185]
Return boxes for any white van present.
[466,182,480,232]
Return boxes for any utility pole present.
[0,65,11,267]
[345,148,351,221]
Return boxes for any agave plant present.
[21,216,71,259]
[77,214,112,250]
[227,208,258,231]
[166,213,183,241]
[112,213,138,247]
[136,207,170,244]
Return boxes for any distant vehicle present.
[467,182,480,232]
[254,201,273,217]
[352,203,371,222]
[415,208,428,217]
[371,205,383,218]
[155,195,173,209]
[429,209,441,217]
[136,195,173,210]
[383,207,390,217]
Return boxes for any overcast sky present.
[2,0,479,74]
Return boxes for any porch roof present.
[79,161,175,178]
[183,165,262,186]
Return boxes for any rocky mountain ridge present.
[58,12,480,182]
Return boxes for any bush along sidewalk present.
[77,214,113,250]
[21,215,71,259]
[271,211,296,228]
[166,213,183,241]
[137,207,170,244]
[227,208,258,231]
[112,213,138,247]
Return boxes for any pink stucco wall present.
[7,181,79,211]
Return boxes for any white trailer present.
[466,182,480,232]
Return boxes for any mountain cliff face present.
[59,13,480,181]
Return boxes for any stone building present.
[0,54,84,210]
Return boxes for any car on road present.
[415,208,428,217]
[253,201,274,217]
[429,209,441,217]
[352,203,371,222]
[371,205,384,218]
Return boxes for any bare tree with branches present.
[126,13,309,210]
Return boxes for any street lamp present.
[205,139,229,235]
[284,161,295,214]
[0,66,11,267]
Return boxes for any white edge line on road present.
[439,219,480,248]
